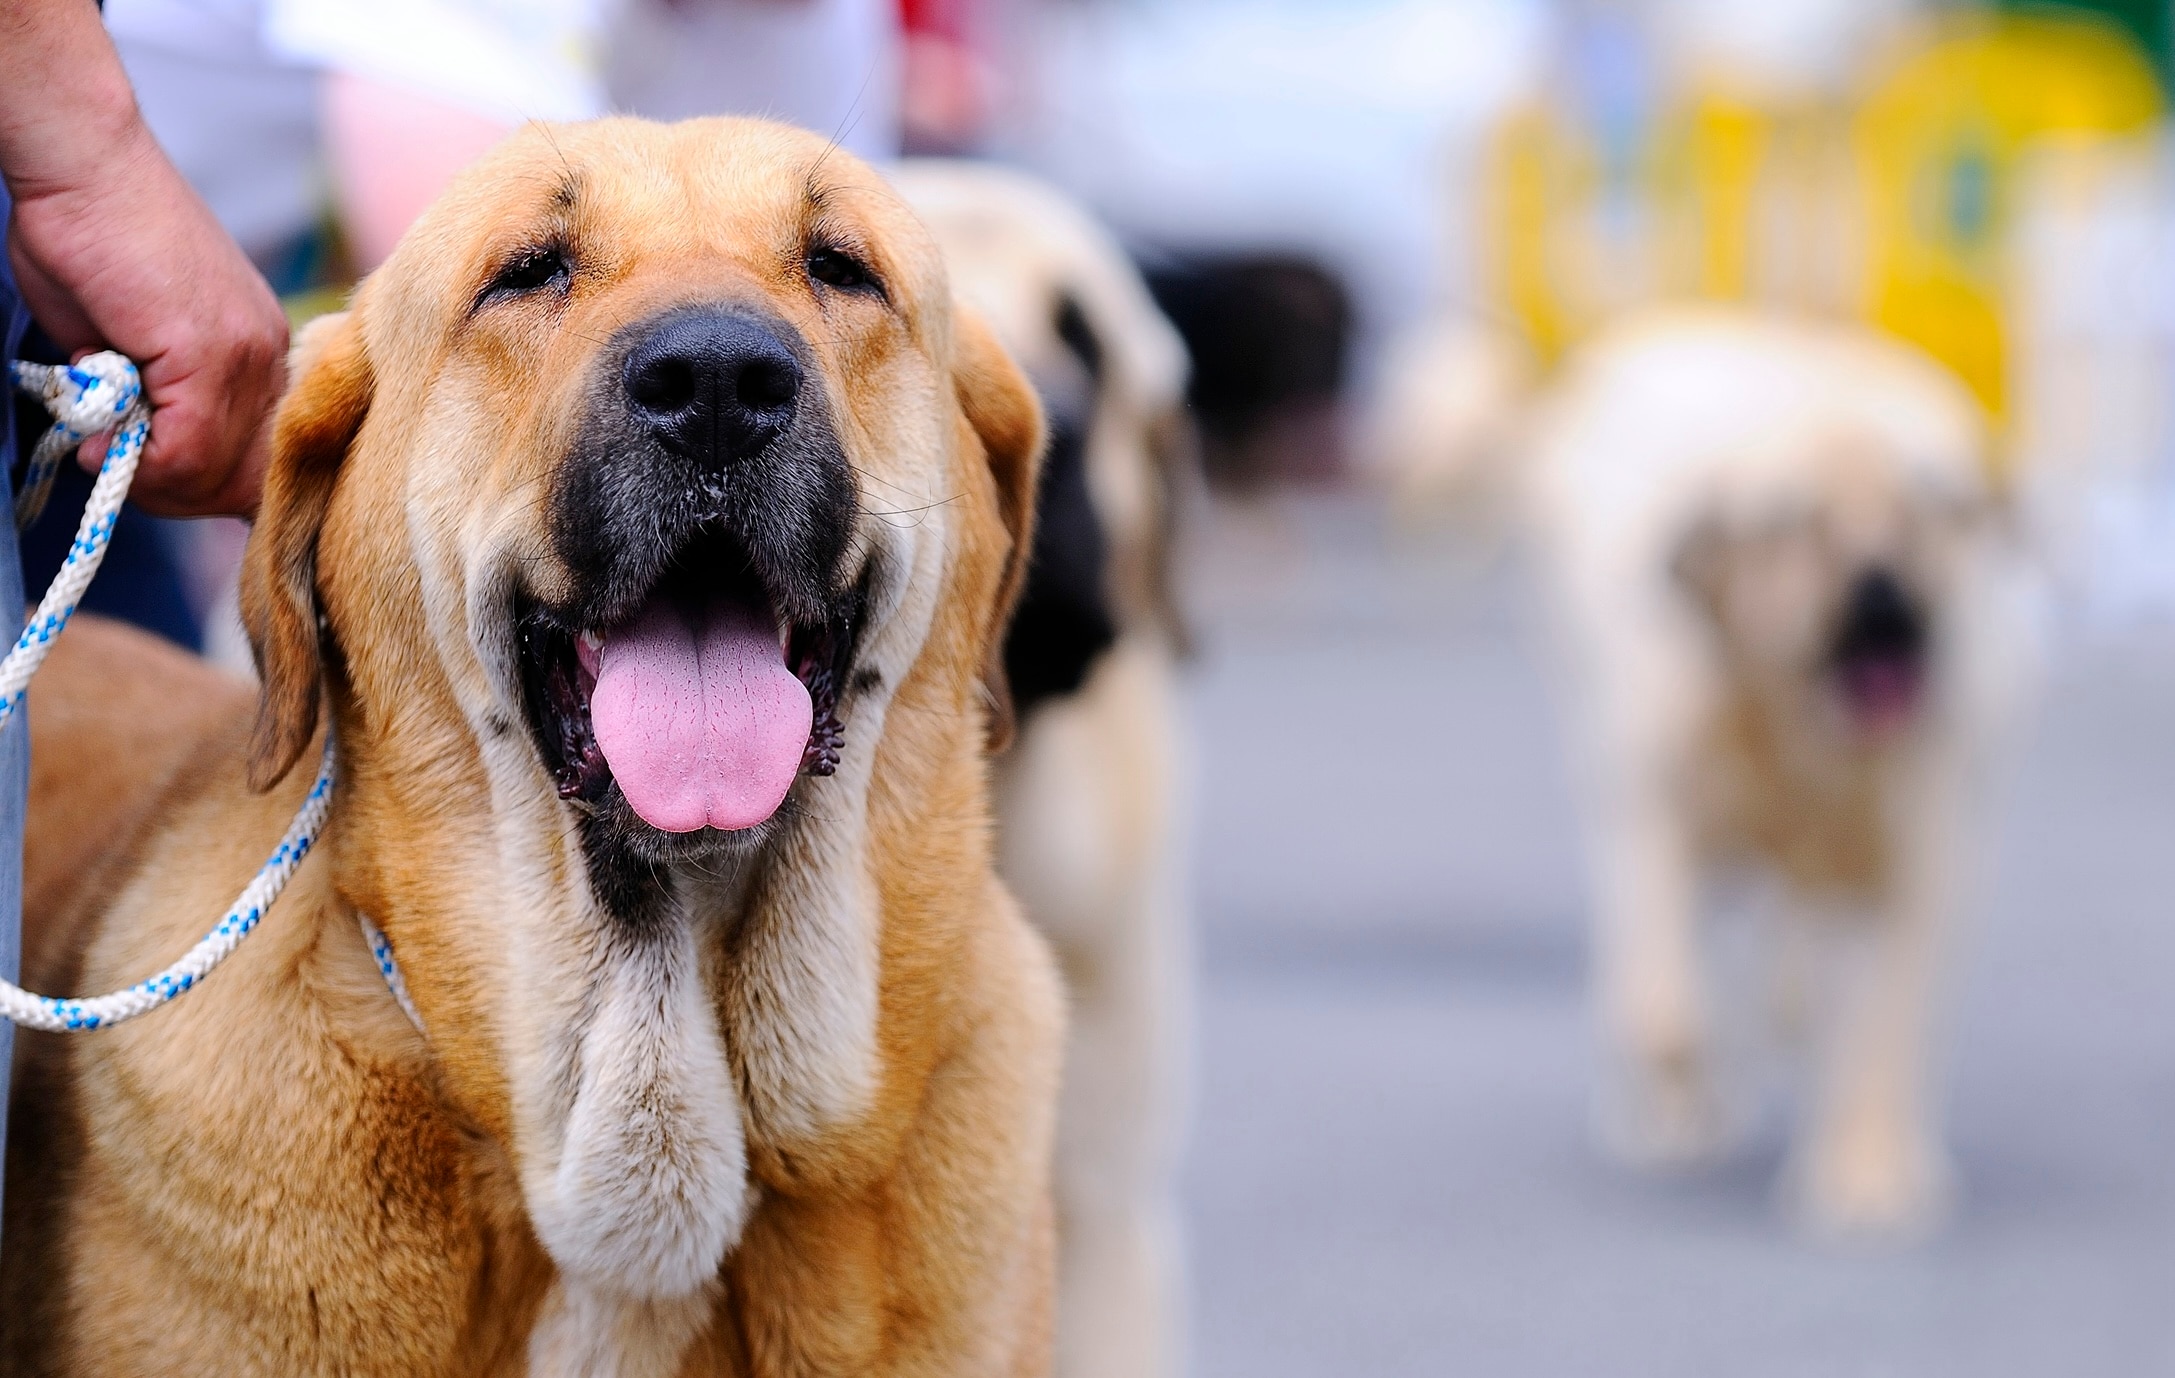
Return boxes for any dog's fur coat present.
[1525,309,2025,1236]
[4,117,1063,1375]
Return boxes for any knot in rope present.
[0,353,147,724]
[8,352,147,533]
[10,353,142,444]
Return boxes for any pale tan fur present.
[3,118,1063,1375]
[1370,315,1532,527]
[890,161,1195,1378]
[1523,308,2025,1238]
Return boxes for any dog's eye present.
[479,245,573,306]
[807,247,880,295]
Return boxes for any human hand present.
[6,107,288,518]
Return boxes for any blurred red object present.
[900,0,973,39]
[899,0,991,152]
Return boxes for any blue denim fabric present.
[0,179,29,1242]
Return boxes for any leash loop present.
[358,912,425,1033]
[0,739,335,1031]
[0,352,338,1030]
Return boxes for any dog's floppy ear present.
[1144,404,1201,656]
[240,308,373,792]
[952,305,1046,753]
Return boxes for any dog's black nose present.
[1834,564,1927,662]
[623,311,801,464]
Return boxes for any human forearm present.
[0,0,153,200]
[0,0,288,517]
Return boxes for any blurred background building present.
[43,0,2175,1371]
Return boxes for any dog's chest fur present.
[1687,684,1899,899]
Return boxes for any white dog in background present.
[893,162,1197,1378]
[1523,309,2028,1237]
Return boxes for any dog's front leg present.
[1787,797,1959,1239]
[1590,794,1726,1165]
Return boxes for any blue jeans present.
[0,182,30,1243]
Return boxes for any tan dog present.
[1370,314,1532,531]
[891,162,1194,1378]
[3,117,1063,1375]
[1525,309,2025,1237]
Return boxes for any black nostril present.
[621,309,803,466]
[629,356,697,415]
[737,358,797,413]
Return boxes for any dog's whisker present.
[845,461,930,493]
[806,62,878,187]
[860,492,963,528]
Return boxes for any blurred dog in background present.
[1522,309,2026,1237]
[893,162,1196,1378]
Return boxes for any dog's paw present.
[1782,1121,1954,1243]
[1593,1043,1737,1168]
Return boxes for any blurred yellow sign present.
[1857,14,2161,423]
[1487,61,1856,363]
[1486,11,2163,440]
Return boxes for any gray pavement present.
[1182,492,2175,1377]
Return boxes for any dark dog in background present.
[1146,253,1348,488]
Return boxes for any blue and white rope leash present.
[0,744,335,1031]
[359,912,424,1031]
[0,353,369,1034]
[0,354,146,729]
[9,350,136,534]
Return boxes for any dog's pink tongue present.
[590,595,811,832]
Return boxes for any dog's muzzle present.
[1830,564,1929,732]
[517,305,861,853]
